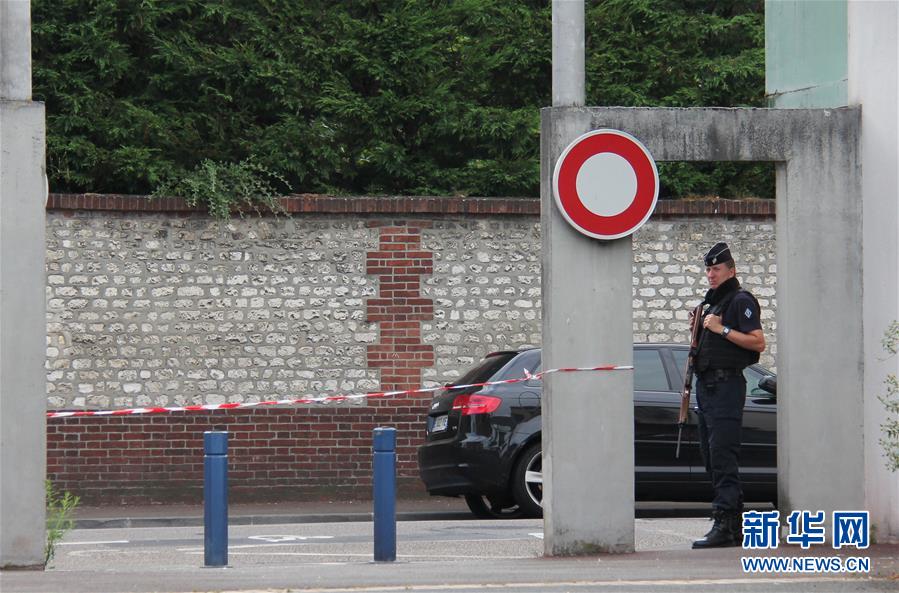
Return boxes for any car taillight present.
[451,394,502,415]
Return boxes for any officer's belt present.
[698,368,742,382]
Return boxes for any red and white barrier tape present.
[46,364,633,418]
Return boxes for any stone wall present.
[421,217,777,383]
[45,194,775,502]
[46,214,380,410]
[631,219,777,366]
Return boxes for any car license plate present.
[432,415,449,433]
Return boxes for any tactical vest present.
[696,289,761,372]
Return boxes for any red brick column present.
[365,224,435,392]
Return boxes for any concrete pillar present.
[541,110,636,555]
[849,0,899,541]
[764,0,847,108]
[765,0,899,539]
[0,0,47,569]
[1,0,33,101]
[542,0,636,555]
[774,112,864,521]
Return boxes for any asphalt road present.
[49,516,731,567]
[3,518,896,593]
[52,518,547,567]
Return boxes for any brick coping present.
[47,193,775,218]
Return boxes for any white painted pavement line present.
[176,542,339,551]
[57,540,129,545]
[247,535,335,543]
[182,551,372,557]
[217,576,891,593]
[67,549,133,556]
[207,551,535,560]
[176,536,538,553]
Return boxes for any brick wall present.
[45,194,776,503]
[47,405,427,503]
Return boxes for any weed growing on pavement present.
[45,480,80,565]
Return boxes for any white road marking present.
[58,540,129,546]
[68,549,132,557]
[196,551,535,560]
[248,535,335,543]
[177,543,333,551]
[217,576,893,593]
[177,537,537,553]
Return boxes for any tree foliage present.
[33,0,768,199]
[587,0,770,198]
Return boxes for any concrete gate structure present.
[541,106,863,554]
[542,0,898,553]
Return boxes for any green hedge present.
[33,0,769,199]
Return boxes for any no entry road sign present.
[552,129,659,240]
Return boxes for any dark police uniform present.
[692,242,762,549]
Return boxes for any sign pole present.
[552,0,585,107]
[543,0,636,555]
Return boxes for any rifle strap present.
[708,289,740,317]
[693,288,756,367]
[690,303,708,356]
[691,290,737,355]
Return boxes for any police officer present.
[691,242,766,549]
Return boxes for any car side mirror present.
[758,375,777,396]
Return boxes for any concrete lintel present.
[541,106,860,163]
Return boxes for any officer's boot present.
[692,510,739,549]
[730,509,745,547]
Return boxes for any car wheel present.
[512,442,543,518]
[463,494,524,519]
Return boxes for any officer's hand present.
[704,313,724,334]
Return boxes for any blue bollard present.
[372,427,397,562]
[204,431,228,567]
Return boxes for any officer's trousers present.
[696,374,746,513]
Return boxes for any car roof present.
[488,344,689,358]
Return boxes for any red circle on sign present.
[552,129,659,240]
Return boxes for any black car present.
[417,345,777,518]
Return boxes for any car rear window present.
[496,349,541,382]
[451,352,518,390]
[634,349,670,391]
